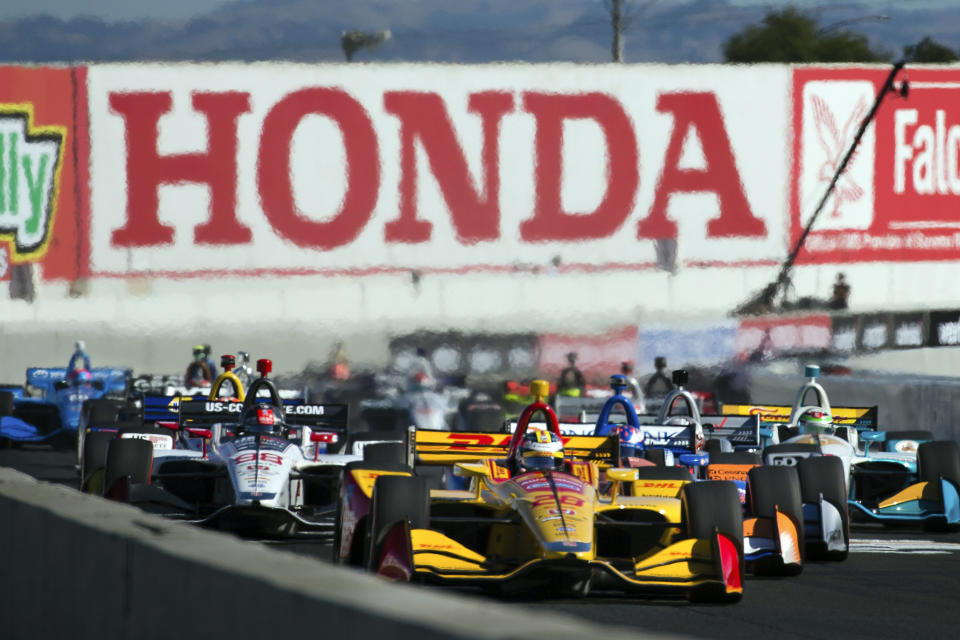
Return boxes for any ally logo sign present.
[0,105,64,262]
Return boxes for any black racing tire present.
[342,430,407,457]
[682,480,743,603]
[367,475,429,572]
[705,438,732,455]
[763,443,820,468]
[776,425,798,442]
[798,455,849,560]
[362,442,408,466]
[642,448,667,466]
[708,451,762,466]
[749,465,804,574]
[85,399,120,428]
[918,441,960,485]
[633,466,693,482]
[81,431,115,492]
[0,391,14,417]
[918,441,960,532]
[103,438,153,499]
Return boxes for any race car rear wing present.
[142,393,207,423]
[721,403,878,430]
[412,428,618,467]
[177,399,349,435]
[700,415,762,448]
[26,367,131,393]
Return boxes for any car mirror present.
[606,468,639,482]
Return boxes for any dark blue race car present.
[0,363,130,447]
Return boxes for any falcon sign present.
[793,66,960,263]
[87,64,789,275]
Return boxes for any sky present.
[3,0,959,22]
[1,0,957,64]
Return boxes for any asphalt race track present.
[4,445,958,639]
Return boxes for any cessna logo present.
[0,107,64,261]
[799,81,875,231]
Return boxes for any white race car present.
[86,359,402,538]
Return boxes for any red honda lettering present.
[383,91,513,243]
[520,92,638,241]
[109,91,252,246]
[637,92,765,239]
[258,88,379,249]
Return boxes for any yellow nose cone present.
[530,379,550,402]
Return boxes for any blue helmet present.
[616,424,645,459]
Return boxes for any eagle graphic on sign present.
[810,93,868,219]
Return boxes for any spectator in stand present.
[643,356,673,396]
[557,352,586,397]
[185,345,213,387]
[203,344,218,378]
[830,273,851,310]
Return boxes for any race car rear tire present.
[763,443,820,467]
[634,466,693,482]
[708,451,762,466]
[748,465,804,574]
[342,430,407,457]
[103,438,153,500]
[918,441,960,531]
[0,391,14,417]
[363,442,408,466]
[705,438,733,455]
[81,431,115,493]
[682,481,743,603]
[85,398,120,427]
[367,475,429,572]
[798,455,849,560]
[642,448,667,466]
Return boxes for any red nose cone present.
[257,358,272,377]
[221,354,235,371]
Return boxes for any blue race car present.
[0,348,130,447]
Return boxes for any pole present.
[611,0,624,62]
[735,61,906,314]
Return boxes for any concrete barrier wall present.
[0,467,669,640]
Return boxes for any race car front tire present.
[81,431,115,493]
[367,475,429,573]
[103,438,153,500]
[682,480,743,603]
[918,441,960,531]
[748,465,804,574]
[798,455,849,560]
[0,391,14,417]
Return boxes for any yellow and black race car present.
[334,380,745,602]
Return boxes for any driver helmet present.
[797,409,833,435]
[192,345,206,360]
[515,430,565,472]
[67,369,93,382]
[616,424,644,459]
[240,404,285,435]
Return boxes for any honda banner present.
[86,63,791,276]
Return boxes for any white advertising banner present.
[87,63,791,276]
